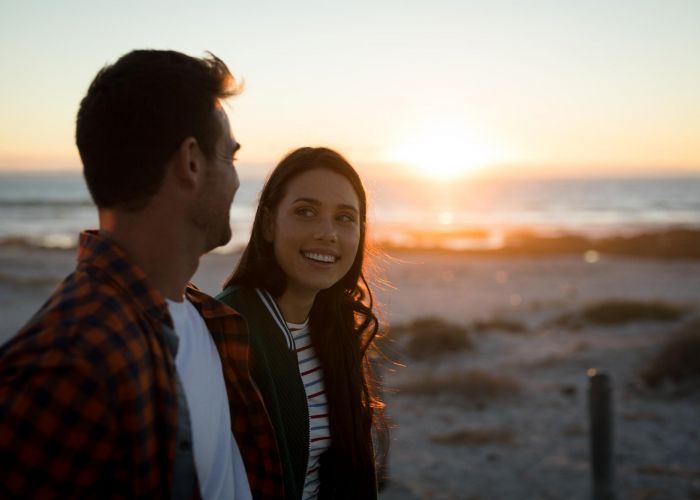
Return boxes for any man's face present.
[193,106,240,253]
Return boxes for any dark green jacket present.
[217,285,378,500]
[218,285,310,499]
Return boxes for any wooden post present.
[588,369,616,500]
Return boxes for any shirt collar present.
[186,283,241,320]
[77,229,172,328]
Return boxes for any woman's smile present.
[301,250,340,264]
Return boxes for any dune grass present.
[581,300,686,325]
[472,317,528,334]
[392,316,473,360]
[555,299,687,328]
[431,428,516,446]
[0,271,60,288]
[640,320,700,389]
[397,369,521,402]
[636,464,700,479]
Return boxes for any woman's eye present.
[338,214,356,223]
[296,207,315,217]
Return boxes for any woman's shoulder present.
[216,284,256,308]
[217,285,273,332]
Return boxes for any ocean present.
[1,170,699,252]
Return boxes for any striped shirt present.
[287,320,331,500]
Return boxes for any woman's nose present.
[314,217,338,242]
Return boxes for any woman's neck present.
[276,288,315,324]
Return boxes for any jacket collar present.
[77,230,172,328]
[187,283,242,321]
[77,229,241,328]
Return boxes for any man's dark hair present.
[76,50,241,210]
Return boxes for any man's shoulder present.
[5,266,146,357]
[187,284,248,340]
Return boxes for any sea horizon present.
[2,170,700,254]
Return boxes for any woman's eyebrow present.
[292,197,321,205]
[337,204,359,213]
[292,198,359,213]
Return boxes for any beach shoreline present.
[3,243,700,340]
[3,225,700,259]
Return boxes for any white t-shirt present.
[166,298,251,500]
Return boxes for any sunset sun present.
[387,126,503,179]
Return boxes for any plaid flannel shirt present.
[0,230,284,499]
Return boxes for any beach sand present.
[1,246,699,499]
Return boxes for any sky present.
[1,0,699,179]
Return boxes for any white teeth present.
[303,252,337,263]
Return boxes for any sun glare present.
[387,125,503,180]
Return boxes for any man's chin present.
[203,227,232,254]
[219,229,232,248]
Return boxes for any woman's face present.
[265,168,362,299]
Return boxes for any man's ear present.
[171,137,204,188]
[262,206,274,242]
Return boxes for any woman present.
[218,147,385,499]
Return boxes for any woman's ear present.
[262,206,274,242]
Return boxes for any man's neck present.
[99,210,201,301]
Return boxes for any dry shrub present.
[551,314,584,331]
[394,316,472,360]
[637,464,700,479]
[524,354,569,369]
[555,300,686,328]
[561,424,586,437]
[398,369,521,402]
[472,317,528,334]
[0,272,60,288]
[621,411,665,423]
[640,320,700,389]
[629,487,670,500]
[581,300,686,325]
[431,428,515,446]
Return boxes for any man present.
[0,50,283,498]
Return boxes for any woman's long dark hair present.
[223,147,385,494]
